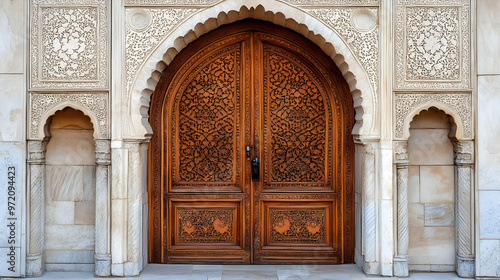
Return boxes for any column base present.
[457,255,475,278]
[26,254,43,277]
[95,254,111,276]
[394,256,409,277]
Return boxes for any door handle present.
[251,157,259,181]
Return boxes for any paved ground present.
[8,264,468,279]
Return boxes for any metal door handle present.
[251,157,259,181]
[246,145,251,161]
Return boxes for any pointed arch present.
[126,1,377,139]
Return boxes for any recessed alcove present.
[44,108,96,272]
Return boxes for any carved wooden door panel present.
[149,21,354,264]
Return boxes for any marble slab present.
[0,1,24,73]
[424,204,454,227]
[479,191,500,239]
[0,75,24,142]
[0,143,24,276]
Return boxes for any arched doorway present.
[149,20,354,264]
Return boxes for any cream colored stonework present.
[6,0,500,278]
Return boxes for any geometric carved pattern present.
[307,8,379,99]
[125,0,218,5]
[395,0,470,89]
[29,93,109,139]
[125,8,200,100]
[265,50,326,183]
[270,209,326,244]
[175,51,238,182]
[30,0,109,89]
[282,0,379,5]
[177,208,234,244]
[394,93,472,139]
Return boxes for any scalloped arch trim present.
[127,1,377,139]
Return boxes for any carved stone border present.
[395,0,470,90]
[394,92,472,140]
[30,0,109,89]
[124,0,379,6]
[29,92,109,139]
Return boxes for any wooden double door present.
[149,21,354,264]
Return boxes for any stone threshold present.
[1,263,472,279]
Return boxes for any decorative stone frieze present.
[29,93,109,140]
[394,93,472,140]
[395,0,470,90]
[125,0,219,6]
[125,8,201,97]
[282,0,379,5]
[307,8,379,99]
[30,0,109,89]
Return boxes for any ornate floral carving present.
[395,0,470,89]
[394,93,472,139]
[174,51,239,183]
[29,93,109,139]
[281,0,379,5]
[125,8,201,99]
[125,0,219,5]
[307,8,379,100]
[394,141,408,162]
[265,49,327,183]
[30,0,109,89]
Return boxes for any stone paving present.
[6,264,469,280]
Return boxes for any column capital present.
[393,140,408,165]
[95,139,111,165]
[453,140,474,165]
[27,140,47,164]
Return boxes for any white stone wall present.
[477,0,500,278]
[0,0,27,277]
[2,0,500,278]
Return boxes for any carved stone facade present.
[30,0,109,90]
[29,93,109,140]
[395,0,470,90]
[4,0,500,278]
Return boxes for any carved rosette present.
[30,0,109,89]
[306,8,379,100]
[395,0,470,90]
[394,93,472,140]
[29,93,109,140]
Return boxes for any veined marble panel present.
[0,143,24,277]
[30,0,109,89]
[0,75,24,142]
[0,1,25,73]
[395,0,470,90]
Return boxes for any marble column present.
[361,141,377,273]
[26,140,47,276]
[95,140,111,276]
[454,140,475,277]
[393,141,409,277]
[124,141,144,276]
